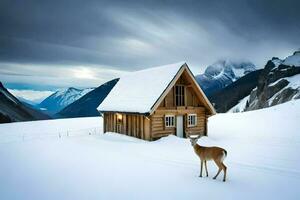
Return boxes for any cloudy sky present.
[1,0,299,96]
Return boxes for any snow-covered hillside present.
[196,60,256,96]
[0,100,300,200]
[39,87,94,115]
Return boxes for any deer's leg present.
[199,160,203,177]
[213,161,222,180]
[204,160,208,177]
[221,163,227,182]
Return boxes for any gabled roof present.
[97,62,216,115]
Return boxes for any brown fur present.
[189,136,227,182]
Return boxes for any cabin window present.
[165,115,175,127]
[116,113,123,133]
[187,114,197,127]
[175,85,185,106]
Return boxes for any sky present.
[0,0,299,98]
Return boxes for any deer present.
[188,135,227,182]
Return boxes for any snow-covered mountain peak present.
[204,59,256,80]
[196,59,256,96]
[52,87,82,98]
[39,87,94,115]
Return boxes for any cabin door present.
[176,115,184,138]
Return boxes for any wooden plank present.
[151,122,163,126]
[140,116,143,139]
[152,126,164,130]
[152,129,175,134]
[152,126,166,132]
[151,114,165,118]
[151,117,164,120]
[128,115,131,136]
[186,127,204,131]
[123,114,127,134]
[144,118,150,140]
[151,121,163,125]
[134,115,137,137]
[131,115,134,137]
[108,113,111,132]
[204,112,207,136]
[137,115,140,138]
[103,113,106,133]
[107,113,109,132]
[154,108,205,114]
[152,131,175,138]
[156,106,205,111]
[184,86,187,107]
[136,115,140,139]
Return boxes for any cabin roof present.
[97,62,216,115]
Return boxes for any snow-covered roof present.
[98,62,216,115]
[97,62,186,114]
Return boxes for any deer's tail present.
[220,150,227,162]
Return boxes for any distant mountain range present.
[39,87,94,115]
[0,82,50,123]
[57,78,119,118]
[196,60,256,96]
[2,51,298,123]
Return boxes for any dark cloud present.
[0,0,299,88]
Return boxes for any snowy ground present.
[1,101,300,200]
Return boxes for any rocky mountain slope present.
[226,50,300,112]
[0,82,50,123]
[245,51,300,111]
[57,79,119,118]
[196,60,256,96]
[39,87,94,115]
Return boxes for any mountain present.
[245,51,300,111]
[209,69,263,112]
[57,78,119,118]
[196,60,256,96]
[39,87,94,115]
[0,82,50,123]
[221,50,300,113]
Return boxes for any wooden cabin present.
[97,62,216,141]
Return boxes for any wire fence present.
[0,126,103,144]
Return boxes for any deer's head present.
[188,135,201,146]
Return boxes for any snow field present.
[0,100,300,200]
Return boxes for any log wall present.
[150,107,207,140]
[103,113,151,140]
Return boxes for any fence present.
[0,126,103,144]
